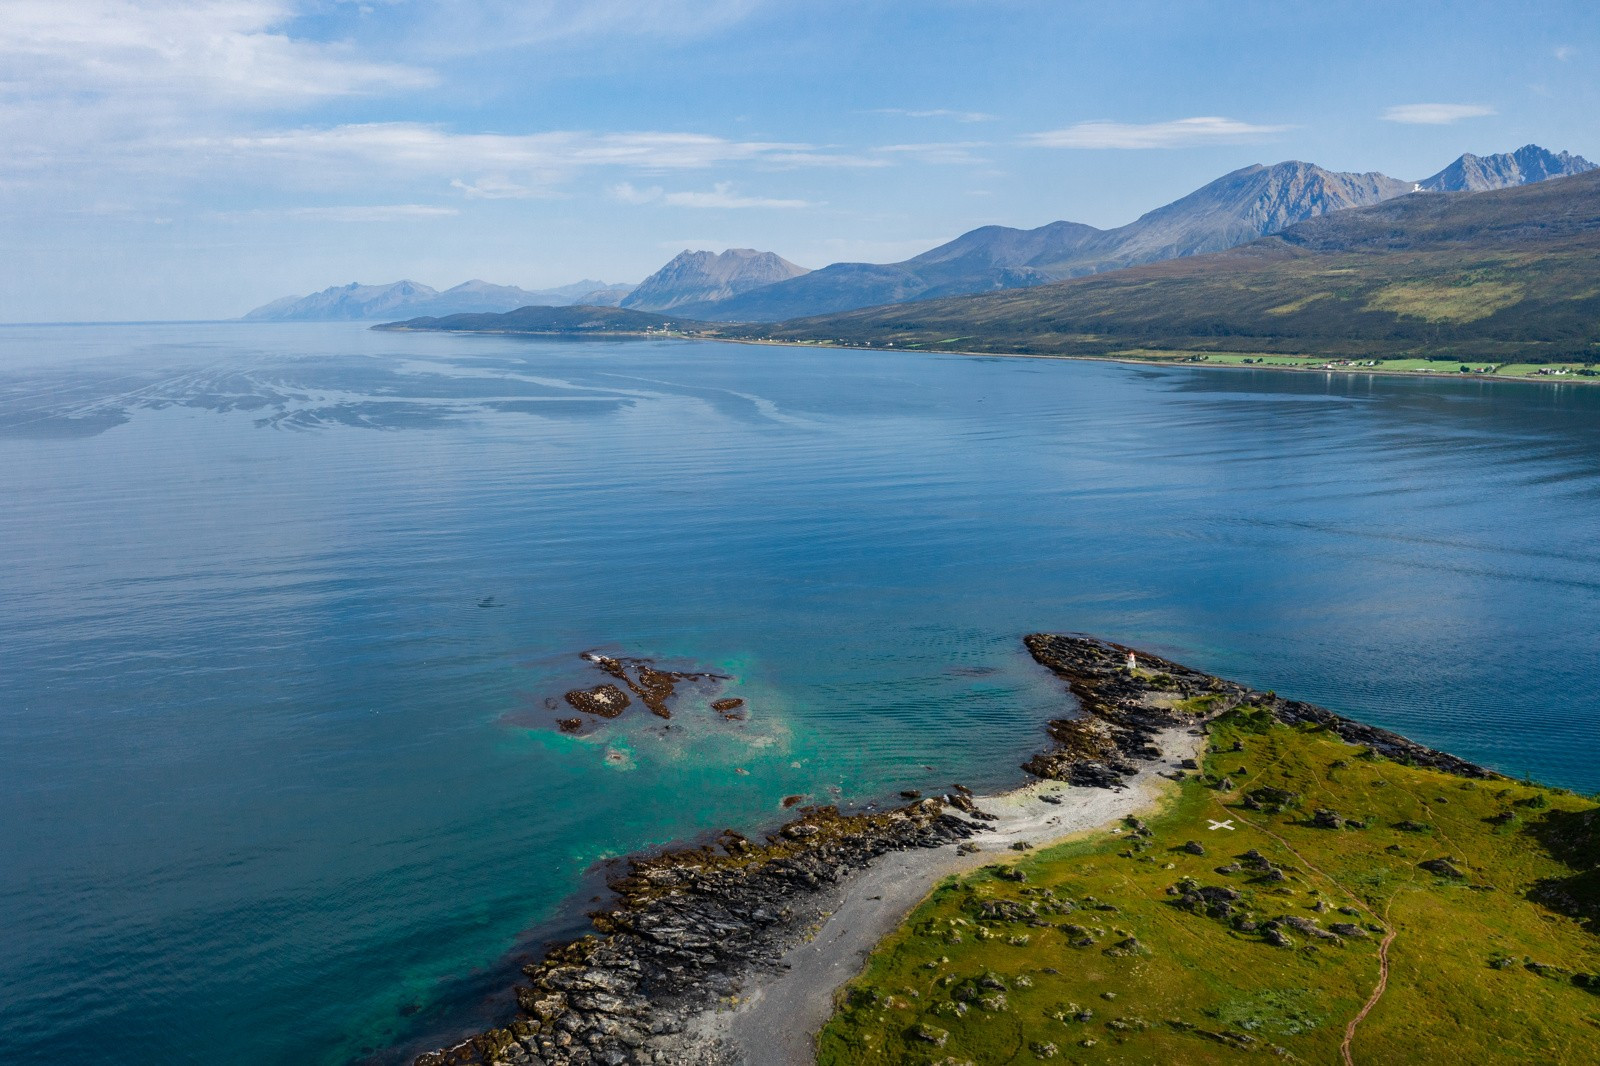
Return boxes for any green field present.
[1097,351,1600,381]
[818,709,1600,1064]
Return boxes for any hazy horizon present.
[2,0,1596,322]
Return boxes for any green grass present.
[817,710,1600,1064]
[1365,279,1525,323]
[1095,351,1600,381]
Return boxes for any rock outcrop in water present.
[551,654,734,731]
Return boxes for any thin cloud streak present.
[218,204,461,222]
[869,108,996,123]
[1023,116,1292,149]
[873,142,990,165]
[212,123,876,172]
[612,181,812,209]
[1381,103,1497,125]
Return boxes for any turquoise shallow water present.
[2,323,1597,1063]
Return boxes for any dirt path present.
[1223,802,1399,1066]
[1342,902,1397,1065]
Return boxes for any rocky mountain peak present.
[621,249,809,312]
[1417,144,1596,192]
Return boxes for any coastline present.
[687,726,1202,1066]
[376,322,1600,388]
[704,336,1600,387]
[405,634,1499,1066]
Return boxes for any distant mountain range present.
[659,145,1593,323]
[243,278,632,321]
[745,167,1600,362]
[277,145,1593,331]
[621,249,810,312]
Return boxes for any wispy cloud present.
[1381,103,1496,125]
[1554,45,1575,61]
[1023,116,1291,149]
[0,1,434,102]
[870,108,996,123]
[450,176,543,200]
[873,141,989,165]
[399,0,766,56]
[285,204,460,222]
[611,181,811,208]
[219,203,461,222]
[213,123,867,177]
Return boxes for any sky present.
[1,0,1596,321]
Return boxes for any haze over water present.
[3,323,1597,1064]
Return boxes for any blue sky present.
[1,0,1595,321]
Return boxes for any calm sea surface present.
[2,323,1597,1063]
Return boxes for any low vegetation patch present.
[818,710,1600,1064]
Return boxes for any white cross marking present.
[1207,819,1235,831]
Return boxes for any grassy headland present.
[818,703,1600,1064]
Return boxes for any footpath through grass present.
[817,708,1600,1064]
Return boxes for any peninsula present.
[404,637,1599,1065]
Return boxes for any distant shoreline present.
[372,322,1600,387]
[710,335,1600,387]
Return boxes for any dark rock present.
[1244,786,1300,812]
[563,684,631,719]
[1311,808,1345,829]
[1104,936,1147,957]
[1182,840,1206,856]
[1419,857,1467,879]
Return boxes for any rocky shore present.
[414,803,978,1066]
[404,633,1498,1066]
[1020,633,1497,784]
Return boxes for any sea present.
[2,322,1597,1064]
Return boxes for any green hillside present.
[747,172,1600,365]
[819,708,1600,1065]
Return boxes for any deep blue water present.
[2,323,1597,1064]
